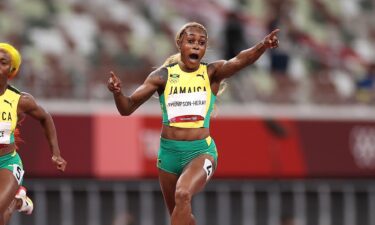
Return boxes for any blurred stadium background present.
[2,0,375,224]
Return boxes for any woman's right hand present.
[107,71,122,94]
[52,155,67,172]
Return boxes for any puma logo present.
[196,74,205,80]
[4,99,12,108]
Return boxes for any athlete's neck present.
[0,82,7,96]
[178,61,199,73]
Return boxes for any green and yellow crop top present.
[0,85,20,144]
[159,63,216,128]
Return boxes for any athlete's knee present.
[174,188,192,205]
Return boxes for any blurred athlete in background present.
[0,43,67,225]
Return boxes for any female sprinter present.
[107,22,279,225]
[0,43,67,225]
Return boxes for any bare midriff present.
[0,143,16,156]
[161,125,210,141]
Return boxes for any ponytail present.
[162,53,180,67]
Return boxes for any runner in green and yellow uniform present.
[0,43,67,225]
[107,22,279,225]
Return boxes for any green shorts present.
[157,136,218,175]
[0,151,24,184]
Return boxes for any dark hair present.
[175,22,208,47]
[162,22,208,66]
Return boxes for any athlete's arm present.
[18,93,67,172]
[107,68,167,116]
[209,29,279,81]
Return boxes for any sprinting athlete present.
[0,43,67,225]
[107,22,279,225]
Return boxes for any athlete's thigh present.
[0,169,19,213]
[177,154,215,195]
[158,169,179,215]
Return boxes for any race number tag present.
[203,159,213,180]
[12,164,25,185]
[0,122,12,144]
[167,92,208,121]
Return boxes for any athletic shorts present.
[0,151,24,185]
[157,136,218,175]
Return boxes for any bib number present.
[12,164,24,184]
[203,159,213,180]
[167,92,207,121]
[0,122,12,144]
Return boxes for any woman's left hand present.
[262,29,280,49]
[107,71,122,94]
[52,155,67,172]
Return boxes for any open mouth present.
[189,54,199,60]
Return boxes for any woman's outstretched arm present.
[210,29,280,80]
[107,68,167,116]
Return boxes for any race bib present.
[203,159,213,180]
[167,92,207,121]
[12,164,25,185]
[0,122,12,144]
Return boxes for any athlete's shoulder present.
[148,67,168,85]
[164,62,178,68]
[7,85,21,94]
